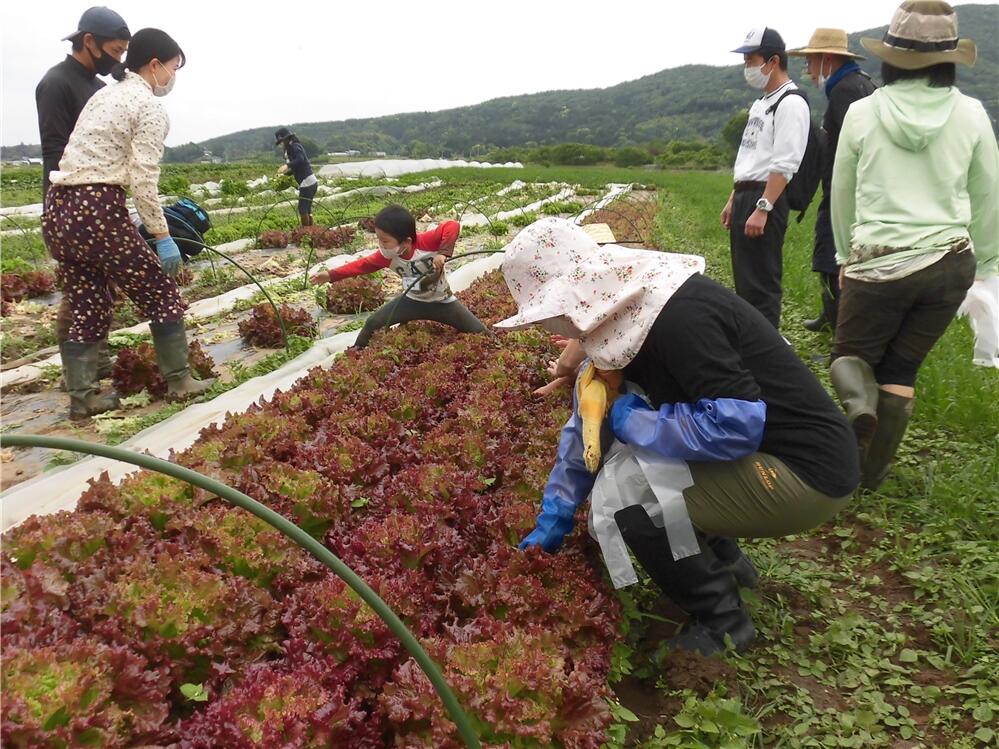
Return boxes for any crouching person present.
[498,218,860,656]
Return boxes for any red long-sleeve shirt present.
[330,221,460,281]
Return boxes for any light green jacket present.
[831,80,998,278]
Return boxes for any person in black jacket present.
[789,29,876,335]
[275,127,318,227]
[36,6,131,389]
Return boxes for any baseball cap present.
[62,7,131,41]
[732,27,785,54]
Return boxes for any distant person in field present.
[721,27,810,330]
[36,6,131,389]
[274,127,318,227]
[43,28,215,420]
[310,204,487,349]
[788,29,876,337]
[830,0,998,490]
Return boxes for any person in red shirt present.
[311,204,486,348]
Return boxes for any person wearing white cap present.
[721,27,811,330]
[497,218,859,656]
[829,1,998,491]
[788,30,876,336]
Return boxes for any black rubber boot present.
[803,310,832,333]
[149,321,215,401]
[830,356,879,462]
[615,506,756,656]
[861,392,914,491]
[707,536,760,589]
[60,341,119,421]
[803,278,839,333]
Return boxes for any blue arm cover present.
[519,405,599,553]
[610,393,766,462]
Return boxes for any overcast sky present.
[2,1,991,147]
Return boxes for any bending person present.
[311,204,486,349]
[275,127,317,227]
[498,218,859,656]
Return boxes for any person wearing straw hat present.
[788,30,876,336]
[829,1,997,491]
[501,218,859,656]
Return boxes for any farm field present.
[1,164,996,748]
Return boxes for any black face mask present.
[90,47,117,76]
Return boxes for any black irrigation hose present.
[149,219,290,351]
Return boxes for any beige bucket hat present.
[861,0,976,69]
[788,28,865,59]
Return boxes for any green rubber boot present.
[150,321,215,401]
[861,392,914,491]
[830,356,879,462]
[60,341,119,420]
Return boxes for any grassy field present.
[611,169,998,749]
[2,162,995,746]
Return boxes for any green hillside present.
[196,4,996,160]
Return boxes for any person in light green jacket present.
[829,0,998,491]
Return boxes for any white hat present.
[495,217,705,369]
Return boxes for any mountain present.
[197,4,996,160]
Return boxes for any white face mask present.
[817,57,831,89]
[379,243,404,260]
[744,62,771,90]
[539,316,584,339]
[151,64,175,97]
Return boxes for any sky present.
[2,1,991,148]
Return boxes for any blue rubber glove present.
[518,495,579,552]
[519,381,602,553]
[611,393,766,462]
[155,236,182,277]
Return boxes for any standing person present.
[43,28,215,420]
[36,6,131,385]
[830,0,997,490]
[310,204,487,349]
[275,128,318,227]
[721,27,810,329]
[500,219,859,656]
[789,30,876,334]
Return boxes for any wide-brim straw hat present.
[861,0,976,69]
[788,28,865,59]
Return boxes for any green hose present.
[0,433,482,749]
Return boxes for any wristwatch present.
[756,197,774,213]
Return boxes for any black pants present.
[298,183,318,215]
[354,295,487,348]
[730,188,789,329]
[816,271,841,327]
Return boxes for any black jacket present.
[285,141,314,185]
[813,68,877,272]
[35,56,104,199]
